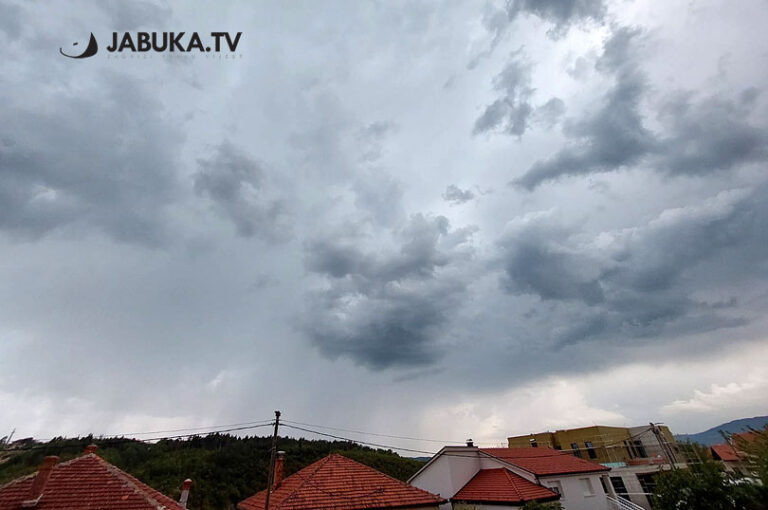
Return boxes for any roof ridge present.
[478,449,537,477]
[274,454,335,509]
[0,453,89,492]
[501,468,523,499]
[94,453,178,509]
[329,453,442,500]
[0,470,37,492]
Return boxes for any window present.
[610,476,630,501]
[633,440,648,458]
[547,481,563,497]
[580,478,595,497]
[636,473,658,509]
[571,442,582,458]
[585,441,597,459]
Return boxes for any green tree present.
[653,461,764,510]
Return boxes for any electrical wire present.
[0,422,275,453]
[280,419,466,444]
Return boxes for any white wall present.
[410,449,484,510]
[411,448,609,510]
[539,473,608,510]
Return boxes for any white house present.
[409,442,617,510]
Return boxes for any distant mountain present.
[676,415,768,446]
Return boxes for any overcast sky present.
[1,0,767,452]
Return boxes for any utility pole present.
[264,411,281,510]
[650,422,677,470]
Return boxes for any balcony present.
[606,495,647,510]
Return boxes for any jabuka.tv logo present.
[60,31,242,59]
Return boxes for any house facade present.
[408,443,613,510]
[507,424,685,510]
[507,424,680,466]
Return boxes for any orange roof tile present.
[238,454,445,510]
[711,443,742,462]
[452,468,560,504]
[481,448,610,476]
[0,453,185,510]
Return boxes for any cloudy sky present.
[1,0,767,451]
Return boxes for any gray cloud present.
[3,0,768,446]
[656,92,768,175]
[474,51,534,136]
[356,121,396,163]
[469,0,607,68]
[499,184,767,346]
[515,27,768,189]
[99,0,172,31]
[533,97,566,128]
[0,73,181,245]
[442,184,475,205]
[508,0,606,37]
[304,214,476,369]
[194,142,291,241]
[0,1,21,39]
[514,27,654,189]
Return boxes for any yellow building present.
[507,424,679,465]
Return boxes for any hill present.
[0,434,426,510]
[676,415,768,445]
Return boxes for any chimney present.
[179,479,193,508]
[84,444,98,455]
[21,456,59,507]
[466,439,474,447]
[273,451,286,490]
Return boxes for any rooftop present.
[481,447,610,476]
[238,454,445,510]
[0,451,185,510]
[452,468,559,505]
[711,443,743,462]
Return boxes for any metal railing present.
[606,495,646,510]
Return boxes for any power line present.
[27,419,276,443]
[281,423,438,456]
[105,419,275,437]
[281,419,467,444]
[1,422,275,453]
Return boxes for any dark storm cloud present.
[443,185,475,205]
[515,27,768,189]
[474,52,534,136]
[304,214,475,369]
[0,73,181,245]
[499,184,768,346]
[194,142,291,241]
[656,92,768,176]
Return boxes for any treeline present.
[0,434,426,510]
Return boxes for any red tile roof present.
[452,468,560,505]
[0,453,185,510]
[238,454,445,510]
[481,448,610,476]
[732,431,760,444]
[711,443,743,462]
